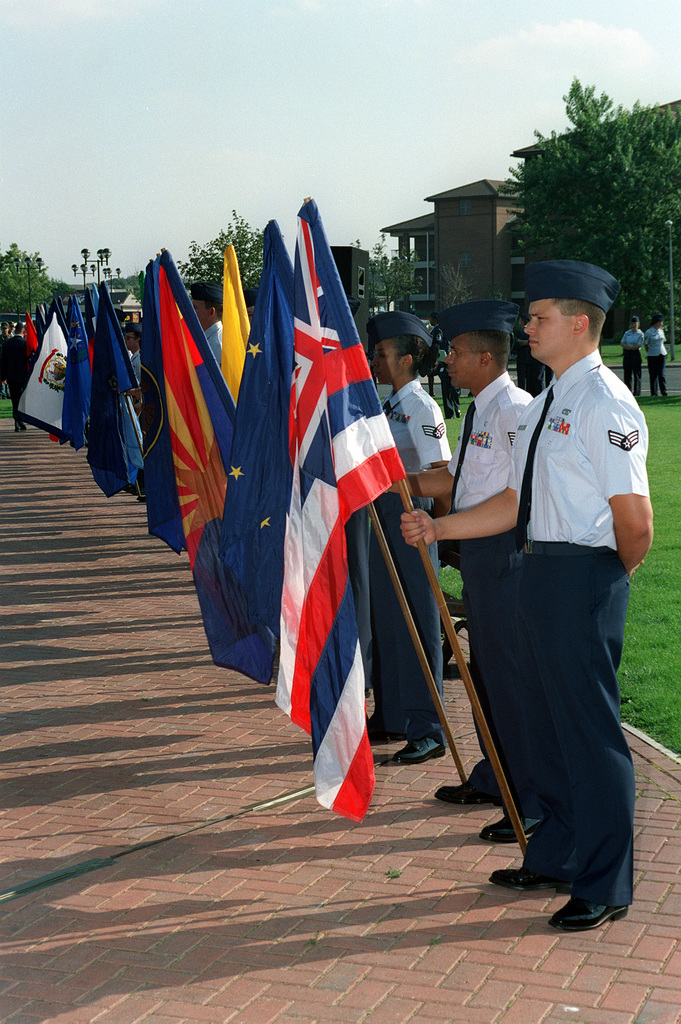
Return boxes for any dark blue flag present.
[62,296,92,450]
[84,285,98,368]
[87,283,138,496]
[145,249,274,683]
[140,258,186,554]
[35,304,47,344]
[219,221,294,649]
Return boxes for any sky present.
[2,0,681,284]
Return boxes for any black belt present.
[523,541,614,556]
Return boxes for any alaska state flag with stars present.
[219,220,295,673]
[146,249,274,684]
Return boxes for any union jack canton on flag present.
[276,200,405,822]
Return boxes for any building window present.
[459,199,472,216]
[459,252,473,268]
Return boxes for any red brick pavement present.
[1,418,681,1024]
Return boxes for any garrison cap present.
[124,321,142,335]
[525,259,620,313]
[366,311,431,348]
[346,294,360,317]
[243,288,258,307]
[438,300,519,343]
[190,281,223,305]
[651,312,664,323]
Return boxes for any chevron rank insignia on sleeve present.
[422,423,445,438]
[608,429,639,451]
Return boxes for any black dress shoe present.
[479,814,540,843]
[490,867,572,894]
[393,738,445,764]
[549,897,628,931]
[367,727,406,744]
[435,780,502,806]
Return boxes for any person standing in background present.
[644,314,668,396]
[620,316,644,396]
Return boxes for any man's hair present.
[553,298,605,339]
[202,299,223,316]
[462,329,510,369]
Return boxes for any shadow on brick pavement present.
[2,419,681,1024]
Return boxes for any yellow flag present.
[221,245,249,401]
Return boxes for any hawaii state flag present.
[17,298,69,438]
[144,250,274,680]
[276,200,405,822]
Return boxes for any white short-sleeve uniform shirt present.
[509,352,649,549]
[448,372,532,511]
[383,379,451,471]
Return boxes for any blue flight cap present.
[124,321,142,335]
[525,260,620,313]
[190,281,223,305]
[366,311,431,348]
[243,288,258,307]
[438,300,520,343]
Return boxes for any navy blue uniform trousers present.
[460,530,540,819]
[346,507,372,686]
[369,492,444,743]
[517,546,634,906]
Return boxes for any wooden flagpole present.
[368,500,467,784]
[396,479,527,854]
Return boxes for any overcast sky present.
[2,0,680,283]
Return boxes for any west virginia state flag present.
[145,250,274,682]
[17,298,68,438]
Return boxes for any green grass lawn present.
[439,394,681,754]
[0,398,12,419]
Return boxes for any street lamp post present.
[24,256,32,314]
[12,256,21,310]
[13,255,36,313]
[665,220,675,361]
[80,248,90,291]
[76,246,111,288]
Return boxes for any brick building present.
[382,179,521,316]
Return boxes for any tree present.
[367,235,419,313]
[177,211,264,289]
[0,243,57,313]
[440,263,472,308]
[503,80,681,317]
